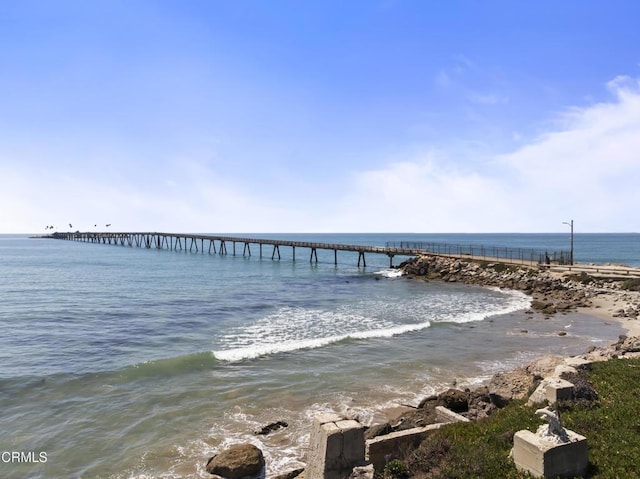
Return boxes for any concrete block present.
[336,420,365,465]
[563,356,592,368]
[435,406,470,424]
[528,378,574,406]
[512,429,588,478]
[547,378,574,402]
[366,424,443,471]
[306,415,365,479]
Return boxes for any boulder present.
[438,388,468,413]
[206,443,265,478]
[489,369,535,407]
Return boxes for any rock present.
[526,355,565,378]
[273,468,304,479]
[349,463,375,478]
[488,369,534,407]
[364,422,392,440]
[417,394,438,409]
[531,300,556,312]
[465,386,497,420]
[254,420,288,435]
[615,336,640,353]
[206,443,265,478]
[438,388,468,413]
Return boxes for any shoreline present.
[400,254,640,336]
[367,255,640,427]
[273,257,640,477]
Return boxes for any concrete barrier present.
[305,413,365,479]
[512,429,588,478]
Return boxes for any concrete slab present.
[366,424,443,471]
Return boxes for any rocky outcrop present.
[364,334,640,447]
[613,335,640,353]
[206,443,265,478]
[488,368,536,408]
[400,255,640,317]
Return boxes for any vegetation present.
[620,278,640,291]
[379,358,640,478]
[567,272,596,285]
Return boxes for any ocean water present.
[1,233,636,478]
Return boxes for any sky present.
[1,0,640,234]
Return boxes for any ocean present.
[1,233,637,478]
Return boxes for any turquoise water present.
[0,233,635,478]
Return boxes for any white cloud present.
[319,76,640,232]
[2,77,639,234]
[434,70,451,89]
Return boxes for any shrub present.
[383,459,410,479]
[620,278,640,291]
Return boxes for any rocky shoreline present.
[359,255,640,441]
[207,255,640,479]
[400,254,640,322]
[365,334,640,442]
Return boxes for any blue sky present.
[2,0,640,233]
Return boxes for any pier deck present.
[49,232,571,269]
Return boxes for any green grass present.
[383,359,640,478]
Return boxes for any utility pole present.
[563,220,574,265]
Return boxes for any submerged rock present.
[254,420,288,435]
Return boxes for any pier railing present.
[48,232,572,267]
[385,241,572,265]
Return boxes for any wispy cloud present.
[2,77,639,233]
[321,76,640,232]
[468,93,509,105]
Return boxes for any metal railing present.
[384,241,572,265]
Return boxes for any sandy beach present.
[576,290,640,336]
[402,254,640,338]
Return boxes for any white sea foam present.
[213,288,531,362]
[373,268,404,278]
[213,320,432,361]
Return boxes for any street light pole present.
[563,220,574,265]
